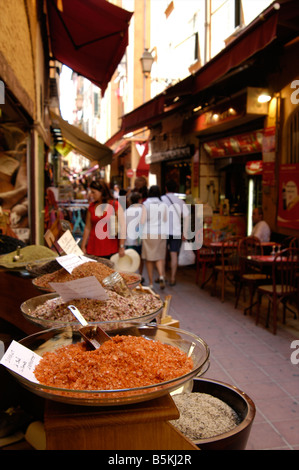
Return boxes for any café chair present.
[255,247,299,334]
[290,237,299,248]
[195,228,217,287]
[212,236,243,302]
[235,236,269,315]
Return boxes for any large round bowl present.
[26,255,115,276]
[183,378,256,450]
[9,324,210,406]
[20,289,163,331]
[32,271,141,292]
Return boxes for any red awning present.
[194,6,279,92]
[46,0,133,94]
[121,95,165,135]
[120,1,299,135]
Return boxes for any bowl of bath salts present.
[0,245,56,269]
[170,378,255,450]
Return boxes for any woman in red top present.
[81,180,126,259]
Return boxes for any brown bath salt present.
[170,392,240,440]
[33,261,138,289]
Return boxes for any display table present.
[44,394,198,450]
[0,269,41,335]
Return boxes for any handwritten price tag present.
[0,341,41,383]
[57,230,83,255]
[56,254,95,273]
[50,275,108,302]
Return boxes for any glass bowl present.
[20,288,163,331]
[9,324,210,406]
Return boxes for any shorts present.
[167,235,182,253]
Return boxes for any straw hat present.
[110,248,140,273]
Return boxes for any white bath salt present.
[170,392,240,440]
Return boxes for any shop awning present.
[120,0,299,135]
[193,2,281,93]
[50,111,112,165]
[46,0,133,94]
[121,95,166,135]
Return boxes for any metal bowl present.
[20,288,163,331]
[8,324,210,406]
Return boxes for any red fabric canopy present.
[121,95,165,135]
[120,1,297,135]
[194,8,278,92]
[46,0,133,94]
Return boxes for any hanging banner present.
[262,126,276,186]
[277,163,299,230]
[192,149,199,188]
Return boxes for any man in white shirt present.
[251,207,271,242]
[161,180,190,286]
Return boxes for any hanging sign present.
[262,126,276,186]
[245,160,263,175]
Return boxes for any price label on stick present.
[56,253,95,273]
[50,276,109,302]
[57,229,83,255]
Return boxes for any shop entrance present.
[162,159,191,197]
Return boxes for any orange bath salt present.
[34,335,193,390]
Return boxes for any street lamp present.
[140,48,154,77]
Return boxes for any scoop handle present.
[68,305,88,326]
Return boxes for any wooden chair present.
[255,248,299,334]
[195,228,217,287]
[235,236,269,315]
[290,237,299,248]
[212,236,243,302]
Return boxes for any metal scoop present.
[68,305,111,350]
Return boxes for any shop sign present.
[277,164,299,230]
[146,146,192,164]
[55,140,72,157]
[126,168,134,178]
[193,107,241,133]
[203,130,263,158]
[245,160,263,175]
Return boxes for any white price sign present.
[0,341,41,383]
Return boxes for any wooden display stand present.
[0,269,42,335]
[44,394,198,450]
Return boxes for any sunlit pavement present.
[147,264,299,450]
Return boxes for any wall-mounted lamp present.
[140,48,155,78]
[257,92,271,103]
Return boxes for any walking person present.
[81,179,126,259]
[161,179,190,286]
[141,185,168,289]
[125,191,144,279]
